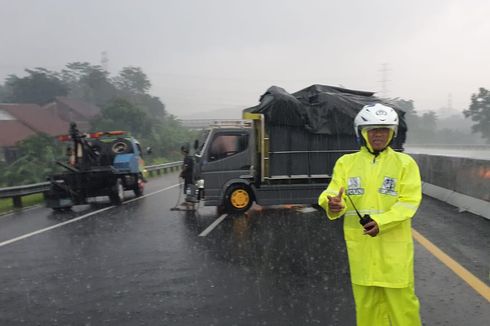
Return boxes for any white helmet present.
[354,103,399,138]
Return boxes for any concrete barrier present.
[410,154,490,219]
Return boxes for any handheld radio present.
[345,192,374,228]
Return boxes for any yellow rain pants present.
[352,283,421,326]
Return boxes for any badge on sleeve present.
[347,177,364,195]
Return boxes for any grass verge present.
[0,193,44,215]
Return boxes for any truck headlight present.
[196,179,205,189]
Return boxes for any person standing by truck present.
[318,103,423,326]
[179,144,194,202]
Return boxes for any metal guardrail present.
[145,161,182,176]
[0,182,51,207]
[0,161,182,209]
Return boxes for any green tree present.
[0,134,62,186]
[0,84,7,101]
[112,66,166,119]
[113,66,151,94]
[412,111,438,142]
[150,115,197,160]
[389,98,425,143]
[463,87,490,143]
[90,98,153,138]
[126,93,167,120]
[62,63,166,119]
[4,68,68,105]
[61,62,117,107]
[390,98,419,132]
[420,111,437,130]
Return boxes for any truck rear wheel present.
[133,177,144,197]
[110,178,124,205]
[224,184,253,214]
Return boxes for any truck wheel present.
[224,184,253,214]
[133,178,144,197]
[110,179,124,205]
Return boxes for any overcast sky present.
[1,0,489,118]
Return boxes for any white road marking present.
[0,205,114,248]
[0,184,179,248]
[123,183,180,204]
[199,214,228,237]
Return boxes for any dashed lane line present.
[412,228,490,302]
[199,214,228,237]
[0,184,179,248]
[123,183,180,204]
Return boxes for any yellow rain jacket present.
[318,146,422,288]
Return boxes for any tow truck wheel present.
[224,184,253,213]
[133,177,144,197]
[110,178,124,205]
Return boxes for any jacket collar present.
[360,145,393,158]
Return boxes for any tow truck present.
[44,122,148,210]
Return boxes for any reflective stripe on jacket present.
[318,146,422,288]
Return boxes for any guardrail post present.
[12,196,22,208]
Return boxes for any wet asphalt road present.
[0,173,488,326]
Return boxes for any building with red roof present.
[44,97,100,132]
[0,104,70,162]
[0,98,101,163]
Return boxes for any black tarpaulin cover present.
[243,84,407,177]
[244,84,407,138]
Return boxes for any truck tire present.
[111,138,132,154]
[133,176,144,197]
[109,178,124,205]
[224,184,253,214]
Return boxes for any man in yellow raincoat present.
[318,103,422,326]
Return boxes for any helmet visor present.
[361,125,396,131]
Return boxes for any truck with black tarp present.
[44,123,148,210]
[190,84,407,214]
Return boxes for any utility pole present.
[447,93,453,111]
[378,63,390,98]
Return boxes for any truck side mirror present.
[146,147,153,155]
[193,139,199,150]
